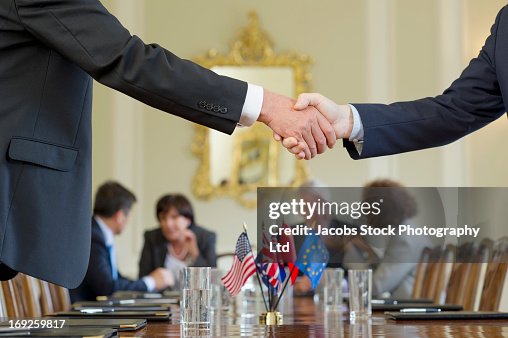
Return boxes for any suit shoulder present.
[143,227,166,243]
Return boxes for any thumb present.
[294,93,322,110]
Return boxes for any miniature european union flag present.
[295,230,329,289]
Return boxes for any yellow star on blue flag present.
[295,229,329,289]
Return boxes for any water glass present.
[348,269,372,319]
[210,268,231,313]
[180,267,211,330]
[324,268,344,311]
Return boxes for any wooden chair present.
[412,247,431,299]
[0,283,6,318]
[48,283,71,312]
[15,274,42,317]
[463,238,493,310]
[479,237,508,311]
[421,245,455,303]
[0,279,22,317]
[1,275,72,317]
[445,242,474,306]
[432,244,456,304]
[38,280,54,315]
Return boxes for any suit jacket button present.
[213,105,221,112]
[221,107,228,114]
[198,101,207,108]
[206,104,213,111]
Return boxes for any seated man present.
[139,194,217,289]
[70,182,172,302]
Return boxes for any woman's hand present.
[183,229,200,261]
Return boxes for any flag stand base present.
[259,311,283,325]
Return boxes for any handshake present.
[259,90,354,160]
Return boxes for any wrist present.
[334,105,353,139]
[257,90,273,125]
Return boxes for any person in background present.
[70,181,173,302]
[139,194,216,289]
[343,179,431,298]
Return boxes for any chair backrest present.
[420,246,441,300]
[48,283,71,312]
[421,245,455,303]
[412,247,431,299]
[445,242,474,305]
[1,276,72,317]
[433,244,456,304]
[38,280,54,315]
[16,274,42,317]
[479,237,508,311]
[1,279,22,317]
[463,238,493,310]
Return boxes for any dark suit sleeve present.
[13,0,247,135]
[86,239,147,297]
[193,232,217,267]
[138,232,155,279]
[344,6,507,159]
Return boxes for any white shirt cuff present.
[238,84,263,126]
[348,104,364,141]
[142,276,156,292]
[348,104,364,155]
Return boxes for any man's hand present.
[258,90,336,160]
[149,267,174,290]
[274,93,354,160]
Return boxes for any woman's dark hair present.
[156,194,194,223]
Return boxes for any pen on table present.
[80,308,115,313]
[400,308,441,313]
[372,299,398,305]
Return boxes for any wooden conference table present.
[119,297,508,337]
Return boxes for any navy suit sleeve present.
[86,239,147,298]
[13,0,247,135]
[344,6,507,159]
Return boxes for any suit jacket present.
[0,0,246,287]
[69,218,149,302]
[344,5,508,159]
[138,224,217,279]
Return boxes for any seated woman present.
[138,194,216,289]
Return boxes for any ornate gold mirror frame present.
[191,12,311,208]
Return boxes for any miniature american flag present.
[221,232,257,297]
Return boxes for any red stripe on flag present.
[221,252,256,297]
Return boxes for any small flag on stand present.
[258,231,283,292]
[221,232,257,297]
[295,229,329,289]
[278,224,299,285]
[257,262,284,292]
